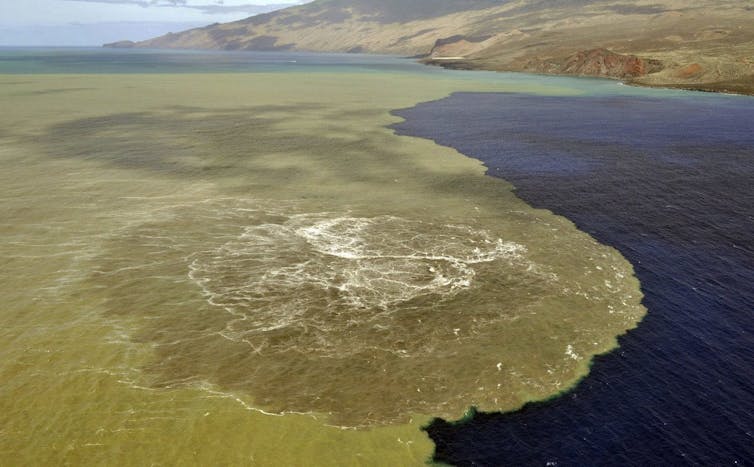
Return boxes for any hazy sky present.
[0,0,311,45]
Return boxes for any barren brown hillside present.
[107,0,754,94]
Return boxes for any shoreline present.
[97,43,754,97]
[422,57,754,97]
[96,43,754,96]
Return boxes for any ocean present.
[393,92,754,465]
[0,48,751,465]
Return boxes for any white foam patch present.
[188,214,525,336]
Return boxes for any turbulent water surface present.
[0,49,737,465]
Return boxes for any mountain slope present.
[109,0,754,94]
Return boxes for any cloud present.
[64,0,187,7]
[62,0,306,15]
[188,3,301,15]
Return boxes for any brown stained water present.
[0,71,644,464]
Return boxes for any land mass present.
[105,0,754,95]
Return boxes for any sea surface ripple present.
[393,92,754,465]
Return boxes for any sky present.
[0,0,312,45]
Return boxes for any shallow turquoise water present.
[0,47,701,99]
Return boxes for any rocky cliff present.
[519,48,665,79]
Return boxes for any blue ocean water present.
[393,93,754,465]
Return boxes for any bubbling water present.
[189,214,527,351]
[87,198,642,426]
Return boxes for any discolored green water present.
[0,56,645,465]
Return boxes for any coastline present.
[104,42,754,97]
[422,57,754,97]
[99,40,754,96]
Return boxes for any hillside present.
[107,0,754,94]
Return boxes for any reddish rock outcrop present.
[675,63,704,79]
[561,48,663,78]
[520,48,664,79]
